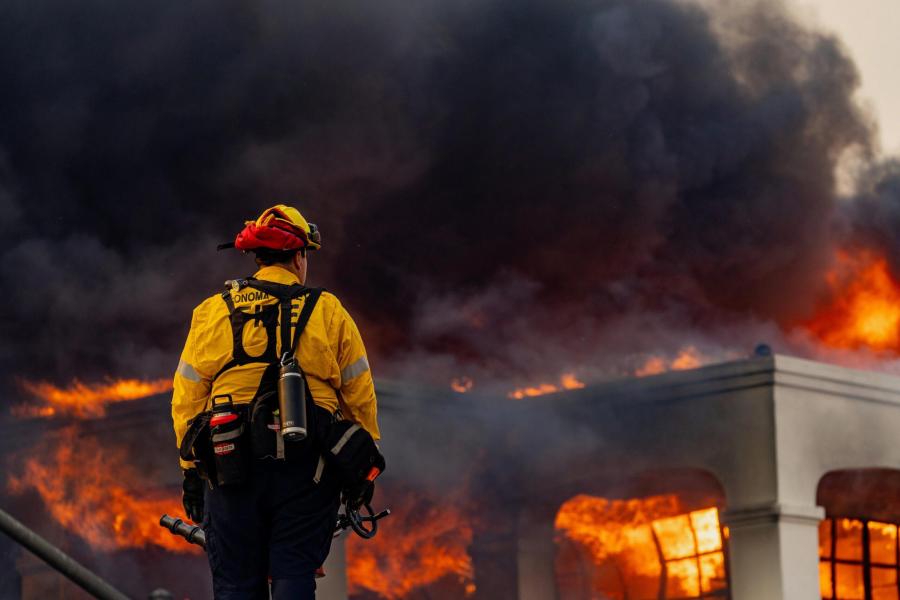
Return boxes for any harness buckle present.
[224,278,250,292]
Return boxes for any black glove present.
[343,479,375,511]
[182,469,205,524]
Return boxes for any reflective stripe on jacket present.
[172,265,379,469]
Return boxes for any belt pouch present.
[209,396,250,486]
[180,412,215,481]
[316,416,383,486]
[250,391,279,460]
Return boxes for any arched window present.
[818,469,900,600]
[555,494,728,599]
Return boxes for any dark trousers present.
[203,452,341,600]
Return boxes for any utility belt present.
[180,391,383,491]
[180,390,330,487]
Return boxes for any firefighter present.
[171,205,380,599]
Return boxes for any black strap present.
[280,296,292,357]
[213,279,323,379]
[214,285,283,380]
[221,291,236,313]
[240,280,313,356]
[213,289,241,380]
[244,279,306,301]
[289,288,323,357]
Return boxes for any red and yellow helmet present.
[221,204,321,252]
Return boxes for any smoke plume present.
[0,0,894,393]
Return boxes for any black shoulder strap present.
[214,279,296,381]
[289,288,324,357]
[223,279,308,354]
[245,279,306,301]
[213,281,322,380]
[220,289,236,311]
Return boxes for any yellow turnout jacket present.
[172,265,379,469]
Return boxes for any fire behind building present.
[3,354,900,600]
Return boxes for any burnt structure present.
[4,354,900,599]
[490,354,900,600]
[357,354,900,600]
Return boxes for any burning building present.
[5,353,900,600]
[4,0,900,597]
[493,352,900,600]
[357,353,900,600]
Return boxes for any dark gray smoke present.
[0,0,886,393]
[845,160,900,264]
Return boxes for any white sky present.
[796,0,900,155]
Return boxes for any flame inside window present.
[555,494,727,599]
[820,518,900,600]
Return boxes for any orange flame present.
[805,251,900,353]
[7,427,196,554]
[347,492,474,599]
[508,372,585,399]
[451,377,474,393]
[556,494,726,598]
[818,517,898,599]
[14,377,173,419]
[635,346,705,377]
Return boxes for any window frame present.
[649,512,731,599]
[820,517,900,600]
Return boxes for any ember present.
[635,347,706,377]
[14,377,173,419]
[451,376,474,393]
[804,251,900,353]
[508,372,585,399]
[346,491,475,599]
[7,427,196,554]
[555,494,727,599]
